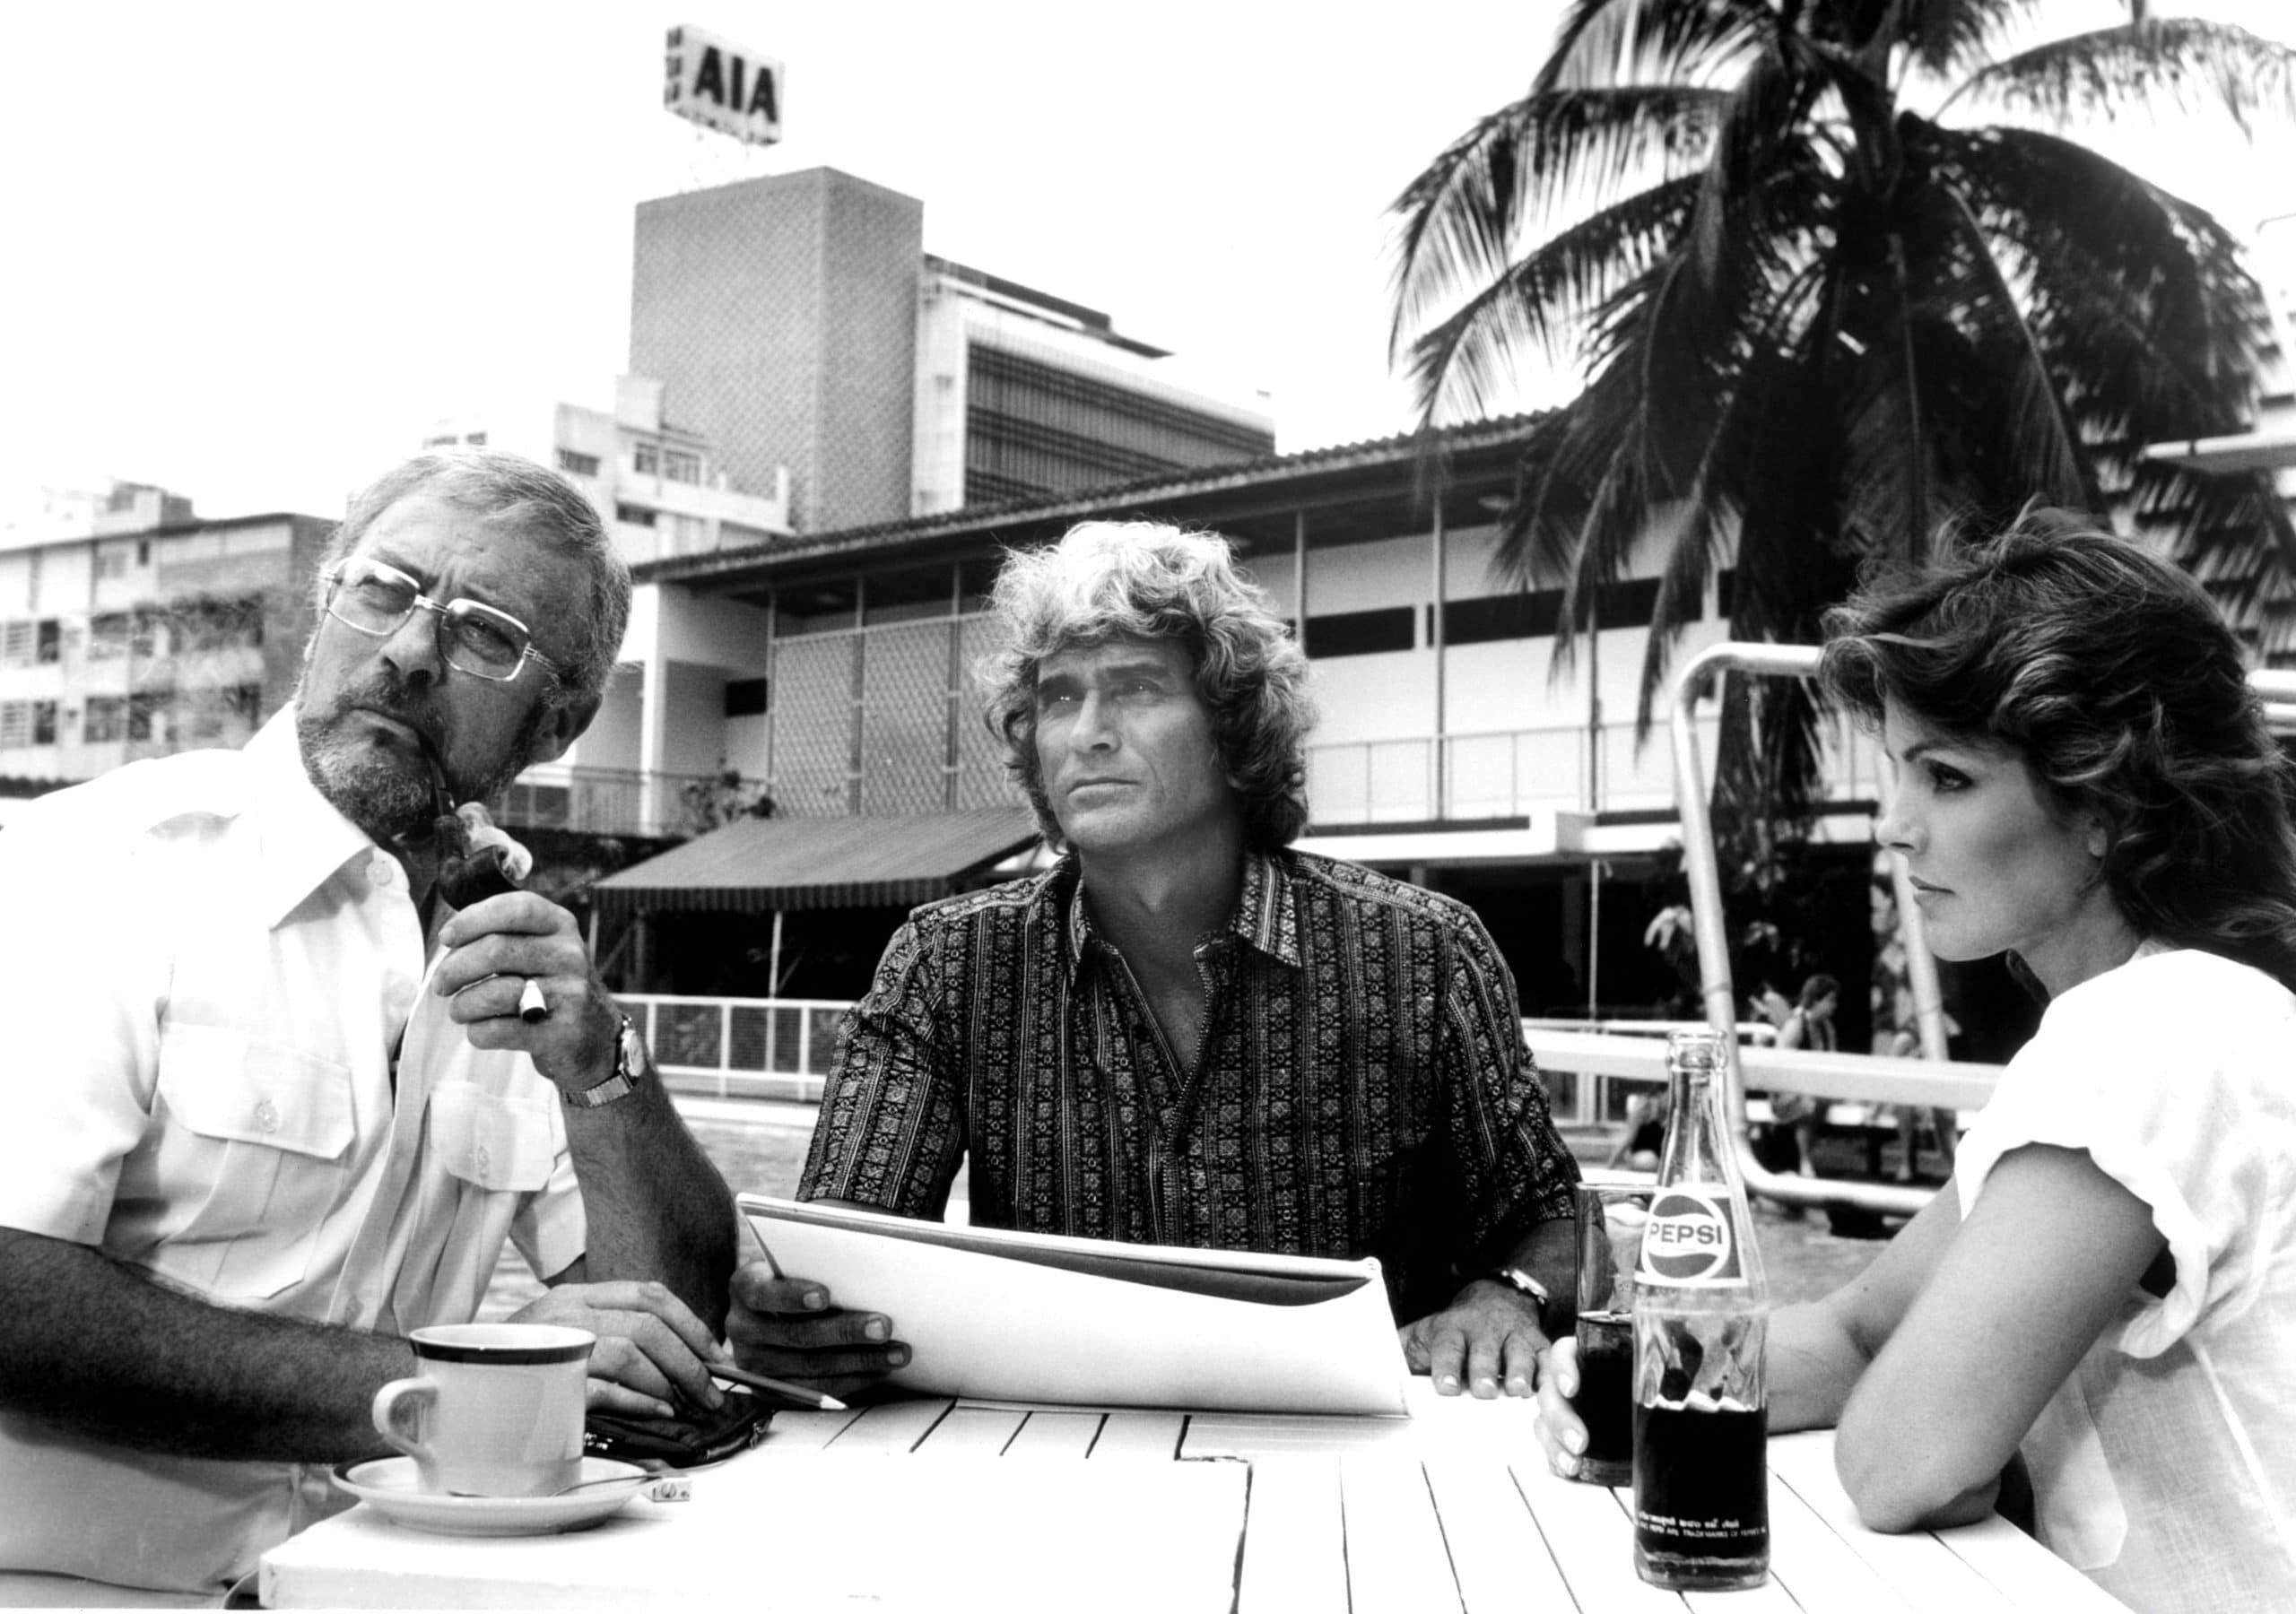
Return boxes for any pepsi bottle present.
[1631,1028,1770,1590]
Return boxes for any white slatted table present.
[261,1379,2129,1612]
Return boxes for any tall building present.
[628,168,1272,534]
[417,375,794,573]
[0,482,333,784]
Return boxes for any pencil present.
[711,1361,847,1411]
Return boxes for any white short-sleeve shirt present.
[0,708,587,1594]
[1954,944,2296,1614]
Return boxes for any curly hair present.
[980,520,1315,852]
[1819,508,2296,991]
[317,447,631,711]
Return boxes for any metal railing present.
[622,994,852,1102]
[1305,715,1890,825]
[495,765,726,840]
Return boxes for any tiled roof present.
[634,412,1546,584]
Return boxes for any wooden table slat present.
[750,1405,863,1451]
[817,1395,956,1454]
[1234,1456,1349,1614]
[1091,1410,1188,1461]
[1761,1466,1923,1614]
[1421,1457,1566,1614]
[1004,1410,1103,1459]
[1338,1457,1464,1614]
[1929,1516,2134,1611]
[1181,1411,1420,1457]
[1763,1436,2020,1612]
[1512,1471,1689,1612]
[919,1404,1028,1455]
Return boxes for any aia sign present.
[665,25,783,147]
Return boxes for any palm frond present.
[1883,0,2050,82]
[1388,86,1727,359]
[1928,175,2092,509]
[1536,0,1776,96]
[1945,18,2296,134]
[1941,126,2269,456]
[1399,177,1703,423]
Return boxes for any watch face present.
[618,1018,646,1079]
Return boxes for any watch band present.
[563,1013,646,1109]
[1485,1264,1552,1308]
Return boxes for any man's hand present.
[726,1259,909,1403]
[433,892,619,1095]
[1397,1279,1550,1399]
[509,1279,729,1419]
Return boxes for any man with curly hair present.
[730,521,1580,1402]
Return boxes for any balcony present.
[1305,717,1887,828]
[497,764,732,840]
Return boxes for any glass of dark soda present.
[1567,1183,1651,1485]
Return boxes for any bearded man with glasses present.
[0,448,735,1602]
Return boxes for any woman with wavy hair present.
[1538,510,2296,1612]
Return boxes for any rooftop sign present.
[664,25,782,146]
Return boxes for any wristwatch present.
[1484,1264,1553,1316]
[563,1014,648,1109]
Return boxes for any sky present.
[3,1,2293,527]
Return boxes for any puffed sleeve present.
[1952,950,2296,1358]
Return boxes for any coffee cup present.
[372,1323,596,1497]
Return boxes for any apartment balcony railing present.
[628,994,853,1103]
[633,996,1989,1145]
[496,765,728,841]
[1305,717,1888,825]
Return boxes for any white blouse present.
[1955,943,2296,1614]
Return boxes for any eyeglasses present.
[320,556,560,683]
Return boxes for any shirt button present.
[254,1098,280,1132]
[474,1145,492,1177]
[370,859,396,887]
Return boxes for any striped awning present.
[590,805,1042,915]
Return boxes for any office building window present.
[88,614,129,661]
[663,449,700,484]
[614,503,658,527]
[0,702,27,748]
[0,621,31,667]
[95,549,129,581]
[31,700,55,745]
[557,448,601,477]
[1303,606,1416,659]
[633,444,661,476]
[36,620,60,664]
[725,678,770,717]
[127,691,167,743]
[83,697,125,742]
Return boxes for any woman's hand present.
[1533,1336,1595,1478]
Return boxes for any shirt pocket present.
[148,1023,357,1302]
[426,1080,557,1193]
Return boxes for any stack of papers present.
[740,1194,1411,1415]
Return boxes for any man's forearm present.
[563,1082,735,1332]
[0,1228,413,1460]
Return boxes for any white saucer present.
[331,1455,656,1536]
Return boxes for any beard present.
[296,666,551,846]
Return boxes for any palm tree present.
[1390,0,2296,827]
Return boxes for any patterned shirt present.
[800,848,1579,1320]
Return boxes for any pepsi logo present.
[1639,1188,1741,1284]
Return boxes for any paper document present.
[740,1194,1412,1415]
